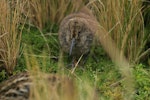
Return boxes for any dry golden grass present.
[88,0,148,63]
[0,0,26,74]
[82,0,149,99]
[86,0,143,99]
[24,49,78,100]
[25,0,85,29]
[24,48,102,100]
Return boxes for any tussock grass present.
[85,0,150,99]
[88,0,149,64]
[26,0,84,29]
[0,0,26,74]
[85,0,145,99]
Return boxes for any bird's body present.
[0,72,74,100]
[59,8,97,62]
[0,72,30,100]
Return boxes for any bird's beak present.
[69,38,75,56]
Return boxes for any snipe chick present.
[59,8,97,65]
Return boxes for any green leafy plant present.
[134,64,150,99]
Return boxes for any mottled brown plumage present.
[0,72,75,100]
[59,8,97,63]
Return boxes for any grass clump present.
[0,0,26,74]
[89,0,149,64]
[25,0,84,29]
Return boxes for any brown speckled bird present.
[59,8,97,65]
[0,72,75,100]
